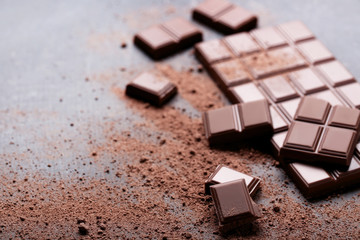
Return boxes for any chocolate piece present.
[259,75,299,103]
[251,27,287,49]
[224,32,260,56]
[286,162,336,198]
[243,46,306,79]
[281,97,360,167]
[278,21,315,43]
[205,164,261,196]
[288,68,327,95]
[336,82,360,109]
[192,0,257,34]
[316,61,355,87]
[195,39,232,66]
[210,179,261,232]
[228,82,266,104]
[272,132,360,198]
[211,59,250,88]
[134,18,202,60]
[125,72,177,106]
[297,39,334,64]
[202,100,273,146]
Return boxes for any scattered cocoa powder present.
[0,63,359,239]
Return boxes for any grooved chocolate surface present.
[126,72,178,106]
[210,179,261,231]
[282,97,360,166]
[271,131,360,198]
[203,99,273,146]
[195,20,360,198]
[205,164,261,196]
[192,0,257,34]
[134,18,202,60]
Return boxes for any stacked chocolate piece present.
[196,20,360,199]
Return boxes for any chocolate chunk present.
[210,179,261,232]
[192,0,257,34]
[205,164,261,196]
[134,18,202,60]
[281,97,360,167]
[202,99,273,146]
[126,72,177,106]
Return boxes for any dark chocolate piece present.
[125,72,177,106]
[271,132,360,198]
[210,179,261,232]
[192,0,257,34]
[281,97,360,167]
[205,164,261,196]
[202,100,273,146]
[134,18,202,60]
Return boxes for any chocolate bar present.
[271,132,360,198]
[126,72,177,106]
[192,0,257,34]
[134,17,202,60]
[205,164,261,196]
[202,99,273,146]
[195,20,360,197]
[210,179,261,232]
[281,97,360,167]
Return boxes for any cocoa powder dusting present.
[0,63,359,239]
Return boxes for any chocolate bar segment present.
[210,179,261,232]
[243,46,306,79]
[126,72,177,106]
[251,27,287,49]
[211,59,250,88]
[192,0,257,34]
[278,21,315,43]
[205,164,261,196]
[297,39,334,64]
[288,68,327,94]
[203,100,273,146]
[336,82,360,109]
[259,76,299,103]
[224,32,260,56]
[316,61,355,87]
[134,18,202,60]
[281,97,360,167]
